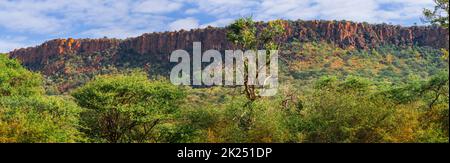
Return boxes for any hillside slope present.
[9,20,449,70]
[6,20,449,93]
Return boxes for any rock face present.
[9,20,449,70]
[119,21,449,56]
[290,20,449,50]
[120,27,234,59]
[10,38,120,69]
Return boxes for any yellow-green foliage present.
[0,55,83,143]
[177,90,293,143]
[0,55,44,97]
[423,0,449,28]
[299,76,448,143]
[0,96,83,143]
[71,72,185,143]
[1,45,448,143]
[281,42,448,85]
[175,74,448,143]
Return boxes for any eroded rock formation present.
[10,38,120,69]
[9,20,449,71]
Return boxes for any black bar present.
[0,143,448,161]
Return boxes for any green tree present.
[385,71,449,139]
[423,0,449,28]
[299,76,448,143]
[0,55,44,97]
[71,72,185,143]
[227,17,286,101]
[176,88,294,143]
[0,96,84,143]
[0,55,83,142]
[423,0,449,61]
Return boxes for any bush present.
[0,55,84,143]
[0,55,44,97]
[0,96,83,143]
[299,76,448,143]
[71,72,185,143]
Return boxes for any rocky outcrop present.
[10,38,120,69]
[120,27,234,60]
[9,20,449,70]
[120,20,448,57]
[289,20,448,50]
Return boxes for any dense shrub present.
[0,96,84,143]
[71,72,185,143]
[0,55,83,142]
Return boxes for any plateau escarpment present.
[9,20,449,75]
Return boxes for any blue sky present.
[0,0,436,52]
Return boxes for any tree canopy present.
[71,72,185,143]
[423,0,449,28]
[0,55,83,142]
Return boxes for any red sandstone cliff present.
[9,20,449,70]
[119,20,449,56]
[9,38,120,68]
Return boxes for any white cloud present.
[256,0,319,20]
[169,17,200,31]
[0,0,436,35]
[0,0,65,34]
[0,40,25,53]
[133,0,183,14]
[314,0,379,22]
[201,18,235,28]
[80,28,144,39]
[189,0,260,18]
[185,8,200,14]
[0,10,62,34]
[0,36,31,53]
[188,0,435,25]
[0,0,171,37]
[0,0,438,52]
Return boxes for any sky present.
[0,0,436,53]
